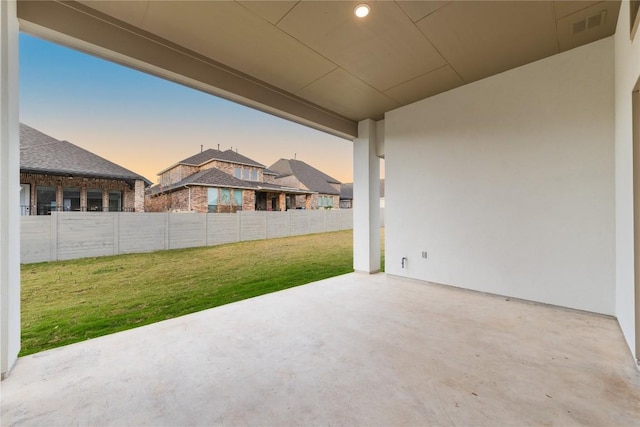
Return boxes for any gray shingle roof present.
[179,148,265,168]
[20,123,151,185]
[269,159,341,195]
[149,167,312,195]
[339,180,385,199]
[340,183,353,200]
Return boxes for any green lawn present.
[21,229,384,356]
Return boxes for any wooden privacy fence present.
[20,209,356,264]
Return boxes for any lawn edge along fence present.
[21,210,365,264]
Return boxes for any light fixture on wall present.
[354,3,370,18]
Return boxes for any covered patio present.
[2,273,638,426]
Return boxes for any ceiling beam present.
[16,0,358,140]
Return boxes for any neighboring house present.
[339,183,353,209]
[20,123,151,216]
[339,179,385,209]
[268,159,341,209]
[145,149,313,213]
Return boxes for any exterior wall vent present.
[572,10,607,35]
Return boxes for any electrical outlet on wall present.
[422,251,428,259]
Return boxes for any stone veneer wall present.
[159,164,198,187]
[20,173,143,213]
[146,186,255,213]
[200,160,264,182]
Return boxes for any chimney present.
[200,145,203,153]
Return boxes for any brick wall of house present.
[189,187,208,212]
[159,164,198,187]
[145,187,191,212]
[20,173,143,214]
[146,186,256,213]
[263,174,276,184]
[200,160,264,182]
[243,190,255,211]
[134,180,145,212]
[274,175,305,191]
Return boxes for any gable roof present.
[340,179,385,200]
[20,123,151,185]
[340,183,353,200]
[160,148,265,175]
[148,167,312,195]
[269,159,341,195]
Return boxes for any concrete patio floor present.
[1,273,639,426]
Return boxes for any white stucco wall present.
[614,1,640,359]
[385,37,615,315]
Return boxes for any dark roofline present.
[21,168,150,189]
[148,182,314,196]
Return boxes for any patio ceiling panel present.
[416,1,559,84]
[137,1,339,94]
[295,69,400,122]
[16,0,621,139]
[276,1,447,92]
[237,1,298,26]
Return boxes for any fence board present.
[308,210,326,234]
[239,212,267,241]
[169,213,206,249]
[56,213,114,260]
[266,211,289,238]
[207,214,239,245]
[20,216,51,263]
[20,209,367,263]
[119,213,166,254]
[289,210,309,235]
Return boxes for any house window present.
[318,195,325,207]
[207,188,218,213]
[63,187,80,211]
[220,188,231,205]
[327,196,334,208]
[233,189,243,208]
[235,166,258,181]
[36,186,56,215]
[87,189,103,212]
[109,191,122,212]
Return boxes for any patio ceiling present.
[16,1,620,139]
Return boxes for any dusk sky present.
[19,33,358,185]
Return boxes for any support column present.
[353,119,380,273]
[0,0,21,379]
[278,193,286,212]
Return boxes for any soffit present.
[19,0,620,138]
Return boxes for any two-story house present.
[269,159,341,209]
[146,149,313,212]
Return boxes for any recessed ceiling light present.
[354,4,370,18]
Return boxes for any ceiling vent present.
[573,10,607,35]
